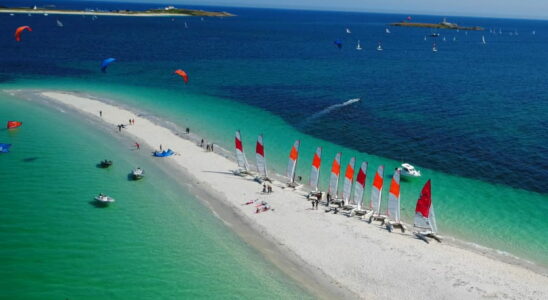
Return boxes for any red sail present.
[7,121,22,129]
[415,180,432,218]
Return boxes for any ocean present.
[0,0,547,296]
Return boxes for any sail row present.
[232,134,438,235]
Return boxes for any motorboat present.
[94,194,115,204]
[99,160,113,168]
[132,167,145,180]
[398,163,421,178]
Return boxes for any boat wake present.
[301,98,360,126]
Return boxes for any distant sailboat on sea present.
[346,28,351,34]
[482,35,486,44]
[56,19,63,27]
[376,42,383,51]
[442,36,446,42]
[424,36,427,41]
[184,22,188,29]
[385,28,391,34]
[356,40,362,50]
[432,43,438,52]
[532,30,536,35]
[453,36,456,42]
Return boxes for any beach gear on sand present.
[153,149,174,157]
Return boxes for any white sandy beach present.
[18,90,548,299]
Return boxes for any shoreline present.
[0,9,233,17]
[7,89,548,299]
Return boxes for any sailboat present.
[386,169,406,232]
[342,157,355,207]
[307,147,323,200]
[350,162,368,216]
[432,43,438,52]
[376,42,383,51]
[184,22,188,29]
[346,28,351,34]
[286,140,301,188]
[234,130,251,175]
[309,147,322,191]
[532,30,536,35]
[442,36,446,42]
[255,134,269,182]
[327,152,342,204]
[453,36,456,42]
[414,180,440,242]
[385,28,391,34]
[424,36,427,41]
[56,19,63,27]
[367,165,384,223]
[482,35,486,45]
[356,40,362,50]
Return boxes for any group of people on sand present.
[128,119,135,125]
[199,139,215,152]
[262,183,273,194]
[310,196,320,210]
[242,199,273,214]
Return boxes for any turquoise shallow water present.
[0,92,310,298]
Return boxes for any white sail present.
[328,153,342,197]
[353,162,368,209]
[286,140,300,183]
[56,19,63,27]
[369,165,384,214]
[255,135,268,178]
[387,169,401,222]
[482,35,486,44]
[430,202,438,234]
[309,147,322,191]
[385,28,391,34]
[356,40,362,50]
[234,130,249,172]
[342,157,355,205]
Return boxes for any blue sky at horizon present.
[85,0,548,19]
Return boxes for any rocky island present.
[390,18,484,31]
[0,5,234,17]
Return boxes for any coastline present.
[0,9,234,17]
[8,89,548,299]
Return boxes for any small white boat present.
[346,28,351,34]
[44,13,48,16]
[398,163,421,178]
[356,40,362,50]
[376,42,383,51]
[95,194,115,203]
[442,36,446,42]
[432,43,438,52]
[132,167,145,180]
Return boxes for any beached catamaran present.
[286,140,301,188]
[367,165,385,222]
[328,152,342,201]
[234,130,251,175]
[255,134,269,182]
[342,157,355,207]
[414,180,441,242]
[386,169,406,232]
[351,162,368,216]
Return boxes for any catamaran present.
[255,134,269,182]
[350,162,368,216]
[414,179,441,243]
[367,165,384,223]
[342,157,355,208]
[356,40,362,50]
[234,130,251,175]
[307,147,323,200]
[327,152,342,204]
[286,140,301,188]
[386,169,406,232]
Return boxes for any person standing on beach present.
[160,144,163,151]
[211,144,214,152]
[135,142,140,150]
[99,110,102,117]
[200,139,204,147]
[262,184,267,193]
[186,127,190,134]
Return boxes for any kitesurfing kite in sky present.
[7,121,22,129]
[15,26,32,42]
[174,69,189,83]
[100,58,116,73]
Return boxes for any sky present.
[91,0,548,19]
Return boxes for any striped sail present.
[342,157,355,205]
[286,140,300,183]
[328,152,342,197]
[234,130,249,171]
[353,162,368,210]
[414,179,437,233]
[255,135,268,178]
[387,169,401,222]
[369,165,384,214]
[309,147,322,191]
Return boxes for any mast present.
[387,169,401,222]
[309,147,322,191]
[286,140,300,184]
[353,162,368,210]
[342,157,355,206]
[369,165,384,215]
[235,130,249,172]
[255,135,268,178]
[328,153,342,198]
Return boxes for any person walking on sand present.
[135,142,140,150]
[99,110,102,117]
[211,144,214,152]
[160,144,163,151]
[262,184,267,193]
[200,139,204,147]
[186,127,190,134]
[267,185,272,193]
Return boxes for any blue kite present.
[100,58,116,73]
[334,40,342,49]
[0,143,12,153]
